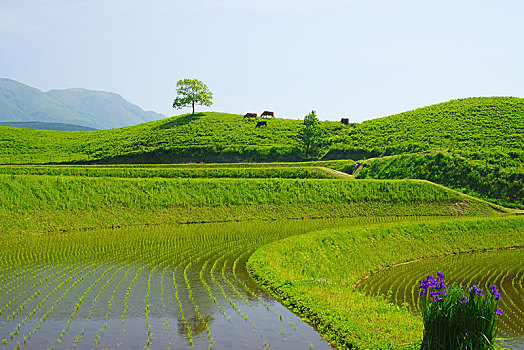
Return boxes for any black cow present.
[256,121,267,128]
[341,118,349,125]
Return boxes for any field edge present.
[246,215,524,349]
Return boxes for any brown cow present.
[341,118,349,125]
[244,112,257,119]
[261,111,274,118]
[255,121,267,128]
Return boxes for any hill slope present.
[0,78,86,126]
[0,96,522,207]
[46,88,163,129]
[0,78,164,129]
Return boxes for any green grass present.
[0,160,356,179]
[0,174,501,236]
[247,216,524,349]
[0,97,523,165]
[0,165,337,179]
[1,97,523,207]
[357,152,524,209]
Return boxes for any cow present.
[261,111,275,118]
[244,112,257,119]
[255,121,267,128]
[341,118,349,125]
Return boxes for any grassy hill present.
[329,96,524,157]
[1,97,522,163]
[0,96,522,207]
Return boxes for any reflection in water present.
[1,219,365,350]
[177,315,215,338]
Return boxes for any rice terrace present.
[1,94,524,350]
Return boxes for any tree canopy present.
[299,110,323,158]
[172,79,213,114]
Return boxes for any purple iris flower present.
[459,297,469,304]
[489,284,501,301]
[470,285,484,296]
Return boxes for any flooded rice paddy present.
[358,248,524,348]
[1,218,386,350]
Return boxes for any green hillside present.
[330,96,524,156]
[1,97,522,163]
[0,96,522,207]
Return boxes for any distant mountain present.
[0,78,164,129]
[0,121,97,131]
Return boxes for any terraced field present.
[0,217,411,350]
[358,248,524,347]
[1,162,520,349]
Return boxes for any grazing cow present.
[341,118,349,125]
[261,111,275,118]
[244,112,257,119]
[255,121,267,128]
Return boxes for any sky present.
[1,0,524,122]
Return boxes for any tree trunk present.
[192,102,195,115]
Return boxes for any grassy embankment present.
[1,97,523,208]
[0,172,503,236]
[357,152,524,209]
[247,216,524,349]
[0,160,355,179]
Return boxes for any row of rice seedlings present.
[224,247,282,340]
[209,247,244,321]
[143,243,183,349]
[121,266,145,334]
[68,264,124,348]
[160,264,173,346]
[7,261,99,348]
[0,260,93,346]
[47,263,120,349]
[173,268,193,347]
[0,264,59,323]
[220,253,255,328]
[229,249,275,314]
[196,241,254,345]
[63,246,132,349]
[91,266,130,349]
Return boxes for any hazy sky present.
[2,0,524,122]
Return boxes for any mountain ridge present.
[0,78,164,129]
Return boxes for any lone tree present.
[172,78,213,114]
[299,110,323,158]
